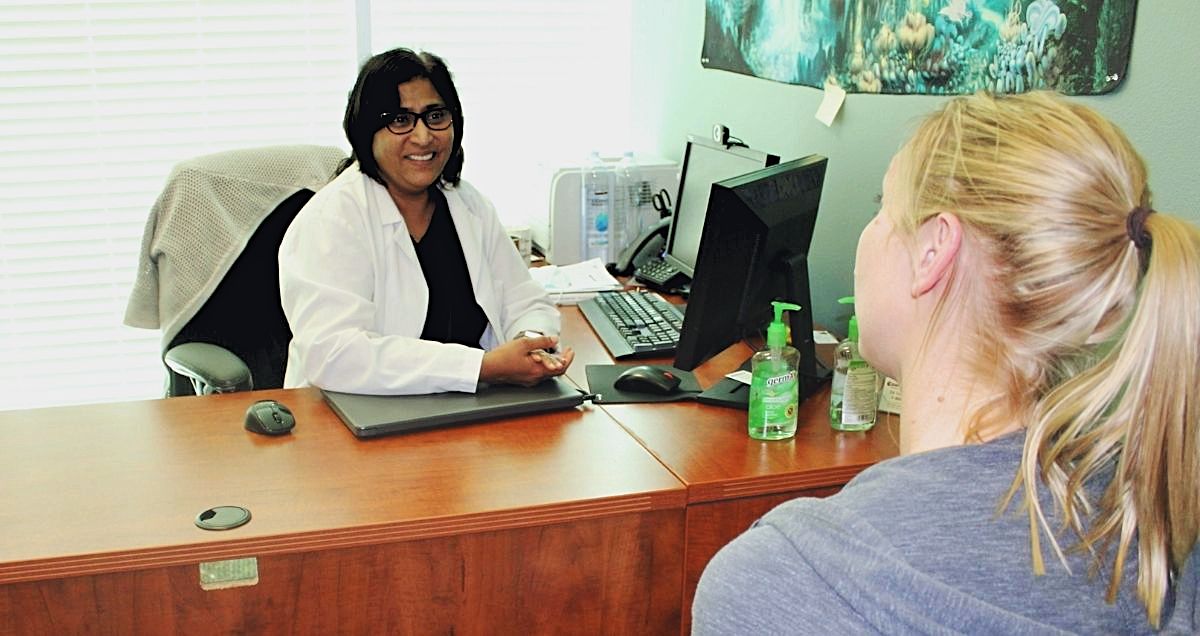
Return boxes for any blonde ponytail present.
[1037,211,1200,626]
[900,91,1200,627]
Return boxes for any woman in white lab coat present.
[279,47,573,394]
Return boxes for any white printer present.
[530,155,679,265]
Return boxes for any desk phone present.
[633,256,689,292]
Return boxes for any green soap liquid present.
[748,349,799,441]
[748,421,797,440]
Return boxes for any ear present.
[911,212,963,297]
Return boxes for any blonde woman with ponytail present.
[693,91,1199,634]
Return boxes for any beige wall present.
[631,1,1198,330]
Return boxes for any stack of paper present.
[529,258,623,305]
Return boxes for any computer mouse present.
[244,399,295,436]
[614,365,683,396]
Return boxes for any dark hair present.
[339,47,464,187]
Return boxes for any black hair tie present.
[1125,206,1154,251]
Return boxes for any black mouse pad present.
[585,364,701,404]
[696,357,753,410]
[695,377,750,409]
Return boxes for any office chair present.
[124,145,346,396]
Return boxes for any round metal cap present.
[195,505,251,531]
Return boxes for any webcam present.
[711,124,747,149]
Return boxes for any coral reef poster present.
[702,1,1138,95]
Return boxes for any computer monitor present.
[673,154,829,398]
[662,136,780,278]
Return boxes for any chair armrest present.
[164,342,254,394]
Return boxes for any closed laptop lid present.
[323,377,585,438]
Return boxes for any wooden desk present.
[0,307,897,634]
[561,305,900,632]
[0,388,686,634]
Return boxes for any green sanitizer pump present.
[748,301,802,440]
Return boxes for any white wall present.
[632,1,1200,330]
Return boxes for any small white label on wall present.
[815,82,847,127]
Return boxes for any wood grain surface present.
[1,509,684,635]
[0,303,899,633]
[0,387,684,586]
[561,304,899,503]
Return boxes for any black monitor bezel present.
[672,154,829,397]
[662,135,780,278]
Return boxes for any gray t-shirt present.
[693,432,1199,634]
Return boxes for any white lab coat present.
[278,163,558,394]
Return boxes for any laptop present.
[323,377,586,438]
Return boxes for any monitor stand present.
[694,252,828,410]
[779,251,826,399]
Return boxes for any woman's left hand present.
[479,336,574,386]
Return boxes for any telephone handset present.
[608,217,671,277]
[616,216,689,292]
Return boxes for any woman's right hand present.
[479,336,574,387]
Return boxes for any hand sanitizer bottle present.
[748,301,802,440]
[829,296,878,431]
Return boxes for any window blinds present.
[0,1,356,409]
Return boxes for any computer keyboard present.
[578,290,685,359]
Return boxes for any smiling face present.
[371,77,456,198]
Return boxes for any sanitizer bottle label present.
[840,366,877,425]
[749,368,799,440]
[763,372,798,423]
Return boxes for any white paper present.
[529,258,623,304]
[878,376,902,414]
[726,370,752,385]
[813,330,838,345]
[541,291,601,306]
[815,82,846,127]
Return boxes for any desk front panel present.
[0,386,687,632]
[1,508,683,634]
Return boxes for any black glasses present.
[379,108,454,135]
